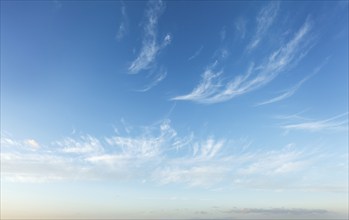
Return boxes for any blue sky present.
[1,0,348,219]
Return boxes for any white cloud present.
[24,139,40,150]
[106,119,176,159]
[188,46,203,61]
[136,70,167,92]
[235,17,247,39]
[220,26,226,41]
[151,143,313,189]
[1,136,21,147]
[224,207,328,216]
[256,75,311,106]
[257,48,330,106]
[1,135,40,151]
[107,136,162,159]
[238,146,305,176]
[55,135,103,154]
[171,63,224,103]
[172,19,312,104]
[193,137,225,159]
[163,33,171,46]
[246,1,280,52]
[85,154,132,170]
[172,132,194,151]
[281,112,348,133]
[128,0,170,74]
[153,166,227,187]
[1,120,345,192]
[116,2,128,41]
[273,109,310,121]
[0,152,87,183]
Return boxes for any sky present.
[0,0,348,219]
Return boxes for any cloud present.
[116,2,128,41]
[193,137,225,159]
[188,46,203,61]
[128,0,170,74]
[220,26,226,41]
[281,112,348,133]
[153,166,227,187]
[24,139,40,150]
[273,109,310,121]
[246,1,280,52]
[106,119,176,157]
[54,135,103,154]
[224,207,328,216]
[1,134,40,151]
[152,139,313,188]
[256,75,311,106]
[152,137,228,187]
[257,57,330,106]
[135,70,167,92]
[0,152,87,183]
[172,19,312,104]
[238,145,305,176]
[171,62,224,103]
[1,136,21,147]
[234,17,247,39]
[1,120,345,191]
[195,211,208,215]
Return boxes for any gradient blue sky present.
[1,0,348,219]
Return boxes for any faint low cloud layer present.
[1,119,346,193]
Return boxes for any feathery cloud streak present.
[282,112,348,132]
[256,75,311,106]
[2,119,341,190]
[2,121,347,196]
[257,56,330,105]
[135,70,167,92]
[246,1,280,52]
[128,0,170,74]
[235,17,247,39]
[172,19,312,104]
[116,2,128,41]
[188,46,204,61]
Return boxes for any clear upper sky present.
[1,0,348,219]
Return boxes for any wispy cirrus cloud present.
[188,46,203,61]
[246,1,280,52]
[172,19,313,104]
[1,134,40,151]
[256,75,311,106]
[54,135,103,154]
[1,119,345,191]
[234,17,247,39]
[192,137,225,159]
[281,112,348,133]
[153,166,228,187]
[0,120,177,182]
[105,119,176,160]
[257,57,330,106]
[171,63,224,103]
[128,0,170,74]
[238,145,306,176]
[135,70,167,92]
[116,1,128,41]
